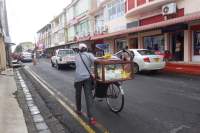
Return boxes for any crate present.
[94,59,134,83]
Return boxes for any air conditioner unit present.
[162,3,177,15]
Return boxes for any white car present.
[51,49,76,69]
[114,49,166,73]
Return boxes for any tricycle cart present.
[93,58,134,113]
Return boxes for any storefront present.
[170,31,184,61]
[192,25,200,62]
[161,24,188,61]
[143,35,165,53]
[128,35,138,49]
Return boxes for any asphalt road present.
[26,59,200,133]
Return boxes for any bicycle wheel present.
[106,83,124,113]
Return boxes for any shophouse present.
[49,11,66,54]
[37,24,51,56]
[64,0,93,50]
[126,0,200,63]
[91,0,200,63]
[90,0,141,53]
[65,2,76,44]
[39,0,94,55]
[0,0,10,70]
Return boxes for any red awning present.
[91,11,200,40]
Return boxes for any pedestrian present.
[121,45,134,61]
[121,45,134,73]
[32,50,36,65]
[175,39,182,61]
[74,43,97,125]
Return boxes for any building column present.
[184,30,190,62]
[164,33,169,50]
[135,0,137,7]
[89,16,95,36]
[138,33,143,49]
[0,36,7,71]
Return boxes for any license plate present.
[154,58,160,62]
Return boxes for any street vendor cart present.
[93,58,134,113]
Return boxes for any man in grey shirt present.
[74,43,96,125]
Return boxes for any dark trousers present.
[74,78,94,118]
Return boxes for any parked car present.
[114,49,166,73]
[20,51,32,62]
[51,49,76,69]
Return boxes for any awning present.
[46,41,76,49]
[161,23,188,33]
[91,11,200,40]
[76,36,91,43]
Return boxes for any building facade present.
[91,0,200,63]
[51,11,66,48]
[125,0,200,62]
[37,24,52,56]
[37,24,51,49]
[0,0,10,70]
[65,0,93,49]
[37,0,200,63]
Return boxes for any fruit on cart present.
[103,53,112,59]
[121,71,131,79]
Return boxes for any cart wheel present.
[106,83,124,113]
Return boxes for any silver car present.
[20,51,32,62]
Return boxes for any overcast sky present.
[6,0,71,45]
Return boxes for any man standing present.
[32,50,36,65]
[74,43,96,125]
[175,40,182,61]
[121,45,134,61]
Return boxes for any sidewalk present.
[163,62,200,76]
[0,69,28,133]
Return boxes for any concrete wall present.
[0,0,10,70]
[177,0,200,15]
[106,17,127,33]
[0,36,7,70]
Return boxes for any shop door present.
[192,31,200,62]
[171,31,184,61]
[129,38,138,49]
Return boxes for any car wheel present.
[56,62,61,70]
[134,63,139,74]
[51,61,54,67]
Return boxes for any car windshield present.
[137,50,155,55]
[58,50,75,56]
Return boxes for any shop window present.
[193,31,200,55]
[75,21,89,37]
[115,39,127,52]
[144,35,164,53]
[107,0,125,20]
